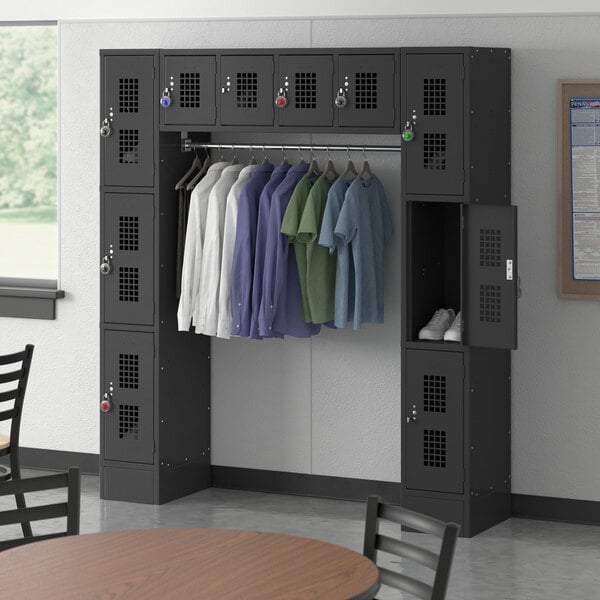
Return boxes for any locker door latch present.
[100,255,113,276]
[406,404,418,424]
[506,259,513,281]
[402,110,417,142]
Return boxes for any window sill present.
[0,284,65,320]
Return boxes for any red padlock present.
[275,88,288,108]
[101,393,112,413]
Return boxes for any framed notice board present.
[559,80,600,299]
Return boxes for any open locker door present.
[466,204,518,349]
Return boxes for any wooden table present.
[0,528,380,599]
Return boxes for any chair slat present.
[0,532,67,552]
[379,567,433,600]
[0,370,23,384]
[0,389,18,403]
[379,503,447,538]
[0,502,68,526]
[0,349,26,366]
[0,472,69,496]
[0,408,16,421]
[376,533,439,570]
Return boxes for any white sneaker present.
[443,311,462,342]
[418,309,456,341]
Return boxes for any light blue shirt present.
[333,175,393,330]
[319,177,356,328]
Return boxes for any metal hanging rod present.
[182,139,401,153]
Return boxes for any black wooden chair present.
[363,496,460,600]
[0,467,80,551]
[0,344,34,537]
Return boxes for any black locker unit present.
[401,48,515,537]
[100,47,513,521]
[100,50,210,504]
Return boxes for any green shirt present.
[296,175,335,323]
[280,173,317,322]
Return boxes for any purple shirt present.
[230,164,274,337]
[250,164,291,339]
[259,163,321,338]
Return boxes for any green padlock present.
[402,128,415,142]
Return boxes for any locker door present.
[162,55,216,126]
[102,55,155,187]
[337,54,395,128]
[466,205,518,349]
[404,53,464,196]
[103,330,154,464]
[277,55,333,127]
[220,55,274,126]
[405,350,463,494]
[102,193,154,325]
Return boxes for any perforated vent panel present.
[480,229,502,268]
[355,72,378,109]
[237,72,258,109]
[119,129,139,164]
[119,78,139,113]
[423,375,447,413]
[179,72,201,108]
[119,404,139,440]
[295,72,317,109]
[423,78,446,116]
[119,353,139,389]
[480,284,501,323]
[119,216,139,252]
[423,133,447,170]
[119,267,139,302]
[423,429,447,468]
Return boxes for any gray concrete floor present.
[1,471,600,599]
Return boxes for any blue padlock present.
[160,88,171,108]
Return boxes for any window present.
[0,25,57,282]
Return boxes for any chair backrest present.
[0,345,34,454]
[0,467,81,551]
[363,495,459,600]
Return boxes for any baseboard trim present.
[211,465,402,503]
[511,493,600,526]
[0,448,100,475]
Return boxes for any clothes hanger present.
[261,144,270,165]
[186,152,212,190]
[249,145,257,165]
[340,146,358,180]
[358,146,373,179]
[280,145,289,166]
[306,147,321,177]
[297,146,306,164]
[230,145,239,165]
[175,149,203,190]
[321,146,338,181]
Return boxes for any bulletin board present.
[559,80,600,299]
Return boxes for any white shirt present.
[216,164,259,338]
[194,163,245,335]
[177,162,230,331]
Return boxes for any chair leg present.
[10,451,32,538]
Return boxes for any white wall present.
[3,1,600,21]
[2,14,600,500]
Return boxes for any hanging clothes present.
[230,164,275,338]
[216,164,259,339]
[318,176,356,328]
[259,163,320,338]
[249,164,291,339]
[177,161,231,331]
[175,187,192,299]
[194,163,245,335]
[295,174,337,324]
[333,175,393,330]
